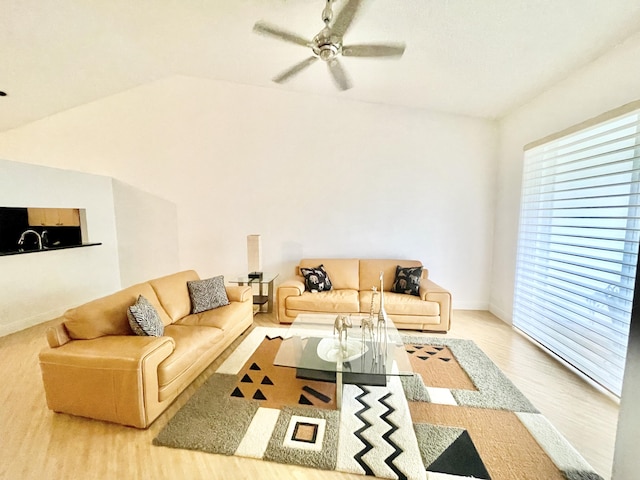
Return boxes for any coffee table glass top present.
[273,313,413,377]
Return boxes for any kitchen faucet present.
[18,229,43,250]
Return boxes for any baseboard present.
[453,302,489,310]
[0,307,64,337]
[488,303,512,324]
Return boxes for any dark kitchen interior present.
[0,207,83,254]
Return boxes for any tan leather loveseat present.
[277,259,451,332]
[39,270,253,428]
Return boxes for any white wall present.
[112,180,180,287]
[0,159,121,335]
[0,163,182,335]
[0,76,497,309]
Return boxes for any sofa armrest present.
[39,335,175,428]
[420,279,452,331]
[277,278,305,323]
[225,285,252,303]
[46,322,71,348]
[279,278,305,295]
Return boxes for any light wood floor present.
[0,310,619,480]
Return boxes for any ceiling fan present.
[253,0,405,91]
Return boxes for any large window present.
[513,107,640,396]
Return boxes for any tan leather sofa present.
[277,259,451,332]
[39,270,253,428]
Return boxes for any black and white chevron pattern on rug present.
[337,376,426,480]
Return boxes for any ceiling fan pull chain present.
[322,0,334,25]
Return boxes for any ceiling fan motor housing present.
[313,29,341,61]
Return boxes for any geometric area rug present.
[154,327,604,480]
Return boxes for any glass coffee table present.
[273,313,414,408]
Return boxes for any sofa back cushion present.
[64,283,170,340]
[359,259,424,292]
[149,270,200,323]
[298,259,360,290]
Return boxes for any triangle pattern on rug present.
[261,376,274,385]
[241,374,253,383]
[230,387,244,398]
[250,362,261,371]
[427,430,491,479]
[299,394,313,405]
[252,389,267,400]
[415,423,465,467]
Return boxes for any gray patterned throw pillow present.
[127,295,164,336]
[187,275,230,314]
[391,265,423,296]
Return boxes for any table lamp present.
[247,234,262,279]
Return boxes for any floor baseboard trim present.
[488,303,511,324]
[454,302,489,310]
[0,307,62,337]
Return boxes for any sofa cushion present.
[359,259,423,292]
[391,265,423,296]
[149,270,200,323]
[63,282,170,340]
[359,290,440,316]
[176,301,251,333]
[158,324,224,390]
[299,259,360,290]
[187,275,230,313]
[127,295,165,336]
[300,265,333,292]
[286,289,360,313]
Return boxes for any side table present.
[227,273,279,314]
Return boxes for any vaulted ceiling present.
[2,0,640,133]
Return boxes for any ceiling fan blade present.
[327,58,352,91]
[342,43,406,58]
[253,22,310,47]
[273,56,318,84]
[330,0,362,39]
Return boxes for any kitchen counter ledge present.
[0,242,102,257]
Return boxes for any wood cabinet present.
[55,209,81,226]
[27,208,81,227]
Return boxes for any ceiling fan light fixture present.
[315,42,340,61]
[319,49,334,61]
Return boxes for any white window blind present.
[513,109,640,396]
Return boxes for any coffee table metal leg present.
[267,280,274,313]
[336,363,343,409]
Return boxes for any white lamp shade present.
[247,234,262,273]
